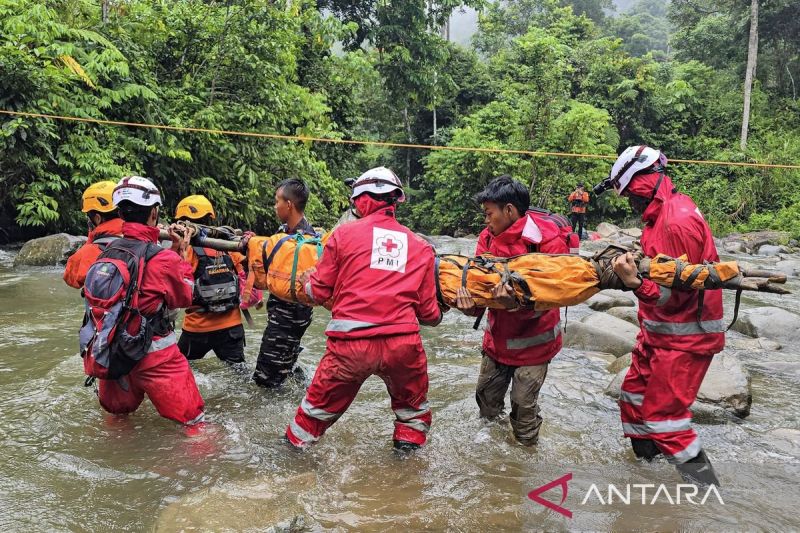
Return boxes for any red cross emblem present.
[382,238,398,253]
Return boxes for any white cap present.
[350,167,405,202]
[609,145,666,194]
[112,176,162,207]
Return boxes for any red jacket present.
[121,223,195,331]
[306,207,440,339]
[630,173,724,355]
[63,218,124,289]
[476,212,568,366]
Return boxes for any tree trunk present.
[403,106,412,189]
[740,0,759,150]
[101,0,109,23]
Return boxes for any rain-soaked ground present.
[0,239,799,532]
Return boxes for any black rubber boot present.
[676,449,721,487]
[393,440,421,453]
[631,438,662,461]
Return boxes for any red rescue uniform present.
[619,172,724,463]
[63,218,124,289]
[286,202,441,447]
[97,222,205,425]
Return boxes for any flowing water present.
[0,241,799,532]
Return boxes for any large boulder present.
[756,244,788,256]
[606,306,639,326]
[723,240,747,255]
[586,290,636,311]
[696,351,751,418]
[619,227,643,239]
[595,222,621,238]
[13,233,86,267]
[726,336,782,351]
[564,313,638,356]
[607,352,632,374]
[605,351,752,418]
[730,306,800,344]
[774,259,800,277]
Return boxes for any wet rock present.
[723,241,747,254]
[586,290,636,311]
[595,222,621,238]
[13,233,86,267]
[696,351,751,418]
[774,259,800,277]
[756,244,788,256]
[579,239,615,254]
[730,306,800,343]
[605,351,752,418]
[564,314,637,356]
[619,227,643,239]
[585,351,618,366]
[606,306,639,326]
[607,352,632,374]
[725,336,782,351]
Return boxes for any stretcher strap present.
[727,289,743,330]
[264,234,295,272]
[289,235,322,302]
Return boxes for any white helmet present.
[112,176,162,207]
[608,145,666,195]
[350,167,405,202]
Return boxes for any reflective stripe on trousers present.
[289,419,318,444]
[642,319,725,335]
[619,389,644,406]
[664,435,701,464]
[506,323,561,350]
[149,332,177,353]
[394,401,431,433]
[301,397,341,422]
[622,417,692,435]
[325,319,379,333]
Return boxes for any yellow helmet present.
[81,181,117,213]
[175,195,216,220]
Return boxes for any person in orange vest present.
[175,195,248,366]
[567,182,590,240]
[64,181,125,289]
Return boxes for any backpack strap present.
[91,234,119,250]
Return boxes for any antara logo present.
[528,474,724,518]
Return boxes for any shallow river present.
[0,240,798,531]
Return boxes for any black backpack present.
[192,247,240,313]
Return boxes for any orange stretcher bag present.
[246,233,329,305]
[435,253,601,311]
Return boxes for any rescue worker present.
[253,179,316,388]
[284,167,443,451]
[605,146,723,486]
[63,181,124,288]
[455,175,568,446]
[175,195,247,366]
[567,183,589,240]
[96,176,205,425]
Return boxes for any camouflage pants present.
[253,294,313,388]
[475,354,549,445]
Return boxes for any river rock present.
[726,336,782,351]
[606,306,639,326]
[696,351,751,418]
[774,259,800,277]
[13,233,86,267]
[619,227,642,239]
[595,222,621,238]
[607,352,632,374]
[605,351,752,418]
[756,244,788,256]
[730,306,800,343]
[586,290,636,311]
[564,314,637,356]
[723,241,747,254]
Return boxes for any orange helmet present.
[175,195,216,220]
[81,181,117,213]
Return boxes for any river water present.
[0,240,799,532]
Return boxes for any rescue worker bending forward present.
[285,167,444,451]
[456,175,568,446]
[175,195,247,366]
[605,146,723,486]
[64,181,124,289]
[253,179,316,388]
[93,177,205,425]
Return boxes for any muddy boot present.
[675,449,721,487]
[393,440,420,454]
[631,438,662,462]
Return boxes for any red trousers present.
[286,333,431,447]
[619,343,712,463]
[98,341,205,425]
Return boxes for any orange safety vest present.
[568,191,589,213]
